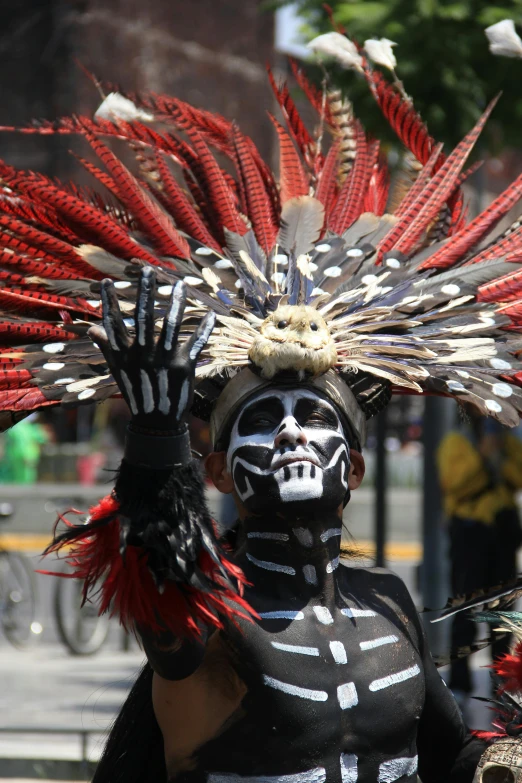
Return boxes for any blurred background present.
[1,0,522,778]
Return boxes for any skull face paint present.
[226,388,350,514]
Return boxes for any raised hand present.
[89,267,215,433]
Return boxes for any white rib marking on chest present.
[378,756,418,783]
[312,606,334,624]
[326,556,339,573]
[329,641,347,664]
[320,527,342,542]
[337,682,358,709]
[303,565,318,585]
[359,634,399,651]
[246,553,296,575]
[247,532,289,541]
[263,675,328,701]
[271,641,320,656]
[293,527,314,547]
[369,664,420,692]
[208,768,327,783]
[259,611,304,620]
[341,608,376,618]
[340,754,358,783]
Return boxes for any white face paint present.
[226,388,350,514]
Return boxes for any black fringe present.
[114,458,232,593]
[92,663,167,783]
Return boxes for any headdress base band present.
[210,368,367,451]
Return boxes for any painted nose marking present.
[275,417,307,447]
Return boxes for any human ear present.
[205,452,235,494]
[348,449,365,490]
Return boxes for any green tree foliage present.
[279,0,522,152]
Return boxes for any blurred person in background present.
[438,412,522,707]
[0,413,49,484]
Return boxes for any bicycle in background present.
[0,503,42,648]
[53,564,111,655]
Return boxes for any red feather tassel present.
[45,494,256,637]
[493,641,522,693]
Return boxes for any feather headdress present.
[0,48,521,437]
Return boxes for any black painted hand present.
[88,267,215,432]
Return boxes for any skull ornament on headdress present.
[473,739,522,783]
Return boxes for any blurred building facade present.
[0,0,276,177]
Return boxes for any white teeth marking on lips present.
[43,342,65,354]
[337,682,358,709]
[263,675,328,702]
[293,527,313,547]
[271,641,320,656]
[378,757,418,783]
[359,635,399,651]
[320,528,342,542]
[259,610,304,620]
[157,369,170,415]
[303,564,318,585]
[341,608,376,618]
[246,553,296,575]
[120,370,138,415]
[140,370,155,414]
[43,362,65,371]
[326,556,339,573]
[313,606,334,625]
[247,532,289,541]
[369,664,420,692]
[329,641,347,664]
[340,753,358,783]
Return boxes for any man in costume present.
[0,26,522,783]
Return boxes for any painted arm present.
[386,572,485,782]
[49,268,250,670]
[417,642,485,782]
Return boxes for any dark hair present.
[92,663,167,783]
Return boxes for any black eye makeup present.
[238,397,284,436]
[294,398,339,429]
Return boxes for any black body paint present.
[173,511,482,783]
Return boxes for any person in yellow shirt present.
[437,414,522,700]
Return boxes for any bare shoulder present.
[338,560,418,616]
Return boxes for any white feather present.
[307,33,363,72]
[485,19,522,58]
[95,93,154,122]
